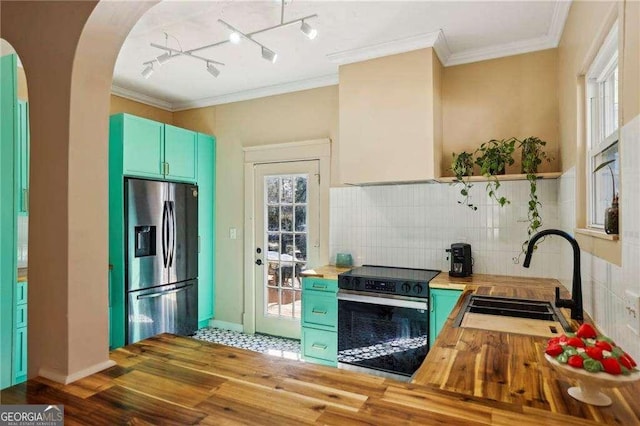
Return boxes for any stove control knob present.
[352,277,361,290]
[413,283,423,295]
[401,282,411,294]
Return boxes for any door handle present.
[311,309,327,315]
[256,259,263,266]
[162,201,168,267]
[168,201,176,267]
[137,283,193,300]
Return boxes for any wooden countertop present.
[17,267,27,282]
[0,334,608,425]
[415,273,640,424]
[301,265,351,280]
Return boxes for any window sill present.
[575,228,619,241]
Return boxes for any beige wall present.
[110,95,173,124]
[442,49,559,176]
[622,0,639,125]
[174,86,338,325]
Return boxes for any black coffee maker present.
[446,243,472,277]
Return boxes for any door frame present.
[243,139,331,334]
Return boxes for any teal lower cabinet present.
[14,281,27,384]
[429,288,463,348]
[301,277,338,366]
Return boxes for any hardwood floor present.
[0,334,608,425]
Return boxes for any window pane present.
[268,206,279,231]
[267,233,280,254]
[295,177,307,203]
[281,177,293,203]
[295,206,306,232]
[266,287,280,316]
[282,233,293,256]
[592,143,619,226]
[281,206,293,231]
[295,233,307,261]
[266,177,279,204]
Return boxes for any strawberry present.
[585,346,604,361]
[546,344,563,357]
[576,323,597,339]
[602,357,622,375]
[558,335,569,344]
[547,337,560,346]
[568,355,584,369]
[595,340,613,352]
[620,354,635,370]
[566,337,585,348]
[622,352,637,368]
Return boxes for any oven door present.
[337,290,429,380]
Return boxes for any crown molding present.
[171,73,338,111]
[445,35,557,66]
[326,31,442,65]
[548,0,572,46]
[432,30,452,66]
[111,85,173,111]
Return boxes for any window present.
[586,22,619,229]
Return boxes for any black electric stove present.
[337,266,441,381]
[338,265,440,298]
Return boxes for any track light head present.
[261,46,278,63]
[206,62,220,78]
[229,31,242,44]
[156,52,172,65]
[141,64,154,79]
[300,21,317,40]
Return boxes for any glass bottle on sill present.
[605,194,619,235]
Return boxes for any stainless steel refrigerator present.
[125,178,198,344]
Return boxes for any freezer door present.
[126,178,168,291]
[127,279,198,344]
[167,182,198,284]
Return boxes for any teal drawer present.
[14,326,27,382]
[16,281,27,305]
[302,277,337,293]
[16,304,27,328]
[304,355,337,367]
[302,290,337,330]
[302,327,337,364]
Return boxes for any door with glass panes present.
[254,161,319,338]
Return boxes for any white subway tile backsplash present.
[330,180,560,277]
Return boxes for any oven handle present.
[337,291,428,310]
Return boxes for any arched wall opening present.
[0,0,157,383]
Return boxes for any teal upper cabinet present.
[121,114,164,178]
[165,125,197,182]
[16,101,29,215]
[196,133,215,327]
[116,114,197,183]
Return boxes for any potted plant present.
[516,137,555,261]
[451,151,477,210]
[474,138,516,206]
[594,159,619,234]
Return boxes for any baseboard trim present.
[209,319,244,333]
[39,359,116,385]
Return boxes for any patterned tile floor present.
[193,327,302,361]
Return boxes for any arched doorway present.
[0,0,157,384]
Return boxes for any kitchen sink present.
[454,294,572,332]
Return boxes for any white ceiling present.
[112,1,571,111]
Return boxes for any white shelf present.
[436,172,562,183]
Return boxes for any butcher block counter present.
[417,273,640,424]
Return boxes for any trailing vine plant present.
[513,136,554,263]
[451,151,477,210]
[474,138,516,207]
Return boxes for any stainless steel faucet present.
[523,229,584,321]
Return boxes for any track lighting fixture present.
[141,64,154,79]
[229,32,242,44]
[300,21,317,40]
[156,52,172,65]
[261,46,278,63]
[206,62,220,78]
[141,0,318,78]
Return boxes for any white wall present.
[558,114,640,362]
[330,179,561,278]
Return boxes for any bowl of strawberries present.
[544,323,639,406]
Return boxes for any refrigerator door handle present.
[168,201,176,268]
[162,201,168,268]
[136,283,193,300]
